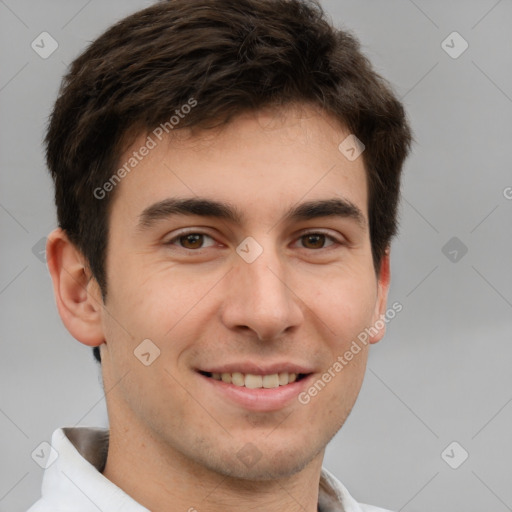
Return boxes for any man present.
[28,0,412,510]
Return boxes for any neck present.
[102,417,324,512]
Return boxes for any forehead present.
[109,104,368,228]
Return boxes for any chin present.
[204,438,324,482]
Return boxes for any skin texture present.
[47,103,390,512]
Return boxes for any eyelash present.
[164,229,344,251]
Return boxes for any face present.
[97,104,389,480]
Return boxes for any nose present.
[220,242,304,341]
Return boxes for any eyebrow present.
[136,196,366,231]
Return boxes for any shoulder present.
[359,505,395,512]
[320,467,395,512]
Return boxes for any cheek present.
[105,263,219,355]
[314,272,375,407]
[311,268,377,343]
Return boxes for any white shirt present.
[27,427,393,512]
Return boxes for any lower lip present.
[198,372,314,412]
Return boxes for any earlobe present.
[46,228,105,347]
[369,247,391,345]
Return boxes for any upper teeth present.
[211,372,298,388]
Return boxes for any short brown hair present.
[45,0,412,363]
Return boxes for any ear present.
[46,228,105,347]
[368,247,391,345]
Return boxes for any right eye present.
[164,231,218,251]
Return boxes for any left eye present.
[166,231,338,250]
[294,232,338,249]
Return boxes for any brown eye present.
[298,232,339,249]
[179,233,205,249]
[166,232,217,250]
[301,233,326,249]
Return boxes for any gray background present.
[1,0,511,510]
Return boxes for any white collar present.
[28,426,390,512]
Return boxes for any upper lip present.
[196,362,315,375]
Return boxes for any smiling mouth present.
[198,371,309,389]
